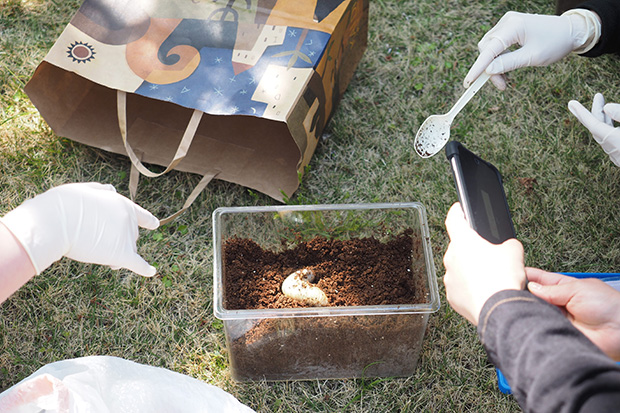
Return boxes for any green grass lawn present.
[2,0,620,411]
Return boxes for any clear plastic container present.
[212,203,440,381]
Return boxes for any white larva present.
[281,268,328,307]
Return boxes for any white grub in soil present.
[281,268,328,307]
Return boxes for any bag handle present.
[158,170,219,225]
[117,90,202,178]
[117,90,220,223]
[128,162,220,225]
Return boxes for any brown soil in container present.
[224,228,427,309]
[222,229,431,381]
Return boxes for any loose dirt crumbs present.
[223,228,426,309]
[220,229,431,381]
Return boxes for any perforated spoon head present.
[413,114,451,158]
[413,71,491,158]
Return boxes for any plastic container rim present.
[212,202,440,320]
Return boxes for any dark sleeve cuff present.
[575,0,620,57]
[477,289,620,412]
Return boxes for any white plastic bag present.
[0,356,255,413]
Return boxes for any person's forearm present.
[479,289,620,412]
[0,222,37,304]
[578,0,620,56]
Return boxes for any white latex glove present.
[0,183,160,276]
[464,10,600,90]
[568,93,620,167]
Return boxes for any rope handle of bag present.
[117,90,219,224]
[117,90,202,178]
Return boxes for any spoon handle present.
[445,71,491,121]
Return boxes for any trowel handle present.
[446,71,491,121]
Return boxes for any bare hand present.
[443,203,526,325]
[527,268,620,361]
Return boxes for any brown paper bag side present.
[25,62,301,201]
[287,0,369,174]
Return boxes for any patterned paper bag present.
[25,0,368,220]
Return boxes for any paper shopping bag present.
[25,0,368,219]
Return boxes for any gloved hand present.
[0,183,160,276]
[568,93,620,167]
[464,10,600,90]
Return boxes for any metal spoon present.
[414,71,491,158]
